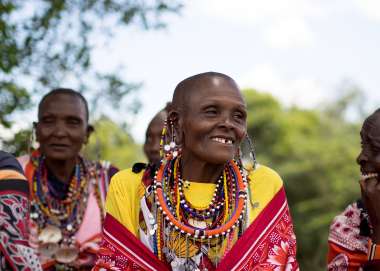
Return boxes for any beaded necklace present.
[29,154,105,265]
[151,155,248,265]
[30,156,89,245]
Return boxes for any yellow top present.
[105,164,283,237]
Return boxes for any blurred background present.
[1,1,380,269]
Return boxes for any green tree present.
[0,0,182,133]
[83,115,144,168]
[244,88,362,270]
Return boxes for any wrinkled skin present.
[170,74,247,183]
[35,93,90,182]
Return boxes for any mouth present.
[49,143,70,149]
[360,172,379,181]
[211,136,234,145]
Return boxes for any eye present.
[41,117,55,124]
[233,111,246,122]
[203,106,218,116]
[67,118,81,125]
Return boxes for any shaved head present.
[171,72,240,113]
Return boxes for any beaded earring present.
[239,134,258,172]
[28,125,39,153]
[160,118,180,159]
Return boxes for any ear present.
[168,109,183,145]
[84,124,94,144]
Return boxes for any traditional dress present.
[94,157,299,271]
[0,151,42,271]
[18,150,118,270]
[328,200,380,271]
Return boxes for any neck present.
[180,153,226,184]
[44,157,78,184]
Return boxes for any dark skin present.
[35,93,91,183]
[358,112,380,245]
[144,110,167,165]
[169,73,247,183]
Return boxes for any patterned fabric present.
[19,151,118,270]
[93,164,299,270]
[0,151,42,271]
[327,200,374,271]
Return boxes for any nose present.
[356,149,368,166]
[52,121,68,137]
[218,113,235,129]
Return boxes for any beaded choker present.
[152,155,249,263]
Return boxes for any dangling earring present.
[239,134,258,172]
[160,118,180,159]
[28,125,39,153]
[246,134,257,169]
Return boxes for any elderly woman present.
[18,88,118,270]
[94,72,298,270]
[328,109,380,271]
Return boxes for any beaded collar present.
[150,154,249,263]
[28,151,104,265]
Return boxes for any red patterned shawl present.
[94,187,299,271]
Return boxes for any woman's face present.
[179,77,247,165]
[144,112,166,164]
[357,113,380,178]
[36,93,89,162]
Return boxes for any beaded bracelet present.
[368,239,380,260]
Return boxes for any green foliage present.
[244,89,361,270]
[0,0,182,135]
[83,116,144,169]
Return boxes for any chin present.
[44,151,74,161]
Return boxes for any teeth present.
[212,137,233,144]
[361,173,379,181]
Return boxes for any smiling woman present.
[328,109,380,271]
[17,89,119,270]
[94,72,299,271]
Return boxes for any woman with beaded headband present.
[328,108,380,270]
[94,72,299,271]
[17,88,118,270]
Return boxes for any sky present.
[6,0,380,143]
[89,0,380,143]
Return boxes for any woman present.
[0,151,42,270]
[328,109,380,270]
[94,72,298,270]
[18,88,118,270]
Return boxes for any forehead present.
[187,77,246,107]
[147,116,165,135]
[39,93,87,119]
[362,113,380,139]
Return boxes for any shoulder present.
[248,164,283,190]
[109,168,144,194]
[0,151,24,174]
[328,201,368,252]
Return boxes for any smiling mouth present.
[211,137,234,145]
[360,173,379,181]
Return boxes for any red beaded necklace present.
[153,155,248,240]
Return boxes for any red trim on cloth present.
[218,187,298,271]
[95,187,299,271]
[99,214,170,271]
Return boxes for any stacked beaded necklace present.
[30,155,89,246]
[151,154,249,265]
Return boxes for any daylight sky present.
[90,0,380,142]
[7,0,380,143]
